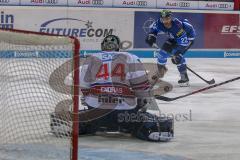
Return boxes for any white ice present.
[1,58,240,160]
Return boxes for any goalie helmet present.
[101,35,120,51]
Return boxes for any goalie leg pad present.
[132,112,174,142]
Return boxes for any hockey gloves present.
[145,34,156,47]
[171,54,183,65]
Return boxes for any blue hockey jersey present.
[149,18,196,47]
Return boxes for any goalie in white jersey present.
[51,35,173,142]
[79,35,173,142]
[80,36,152,110]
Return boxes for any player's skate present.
[149,117,174,142]
[178,72,189,87]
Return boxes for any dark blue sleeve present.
[182,21,196,41]
[148,20,162,36]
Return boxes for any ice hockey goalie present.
[50,35,173,142]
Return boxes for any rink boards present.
[0,7,239,58]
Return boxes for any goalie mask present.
[101,35,120,51]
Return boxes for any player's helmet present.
[101,35,120,51]
[160,10,172,18]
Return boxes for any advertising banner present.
[157,0,198,9]
[198,1,234,10]
[134,11,204,49]
[68,0,113,7]
[0,7,134,50]
[0,7,239,58]
[113,0,156,8]
[0,0,235,11]
[20,0,67,6]
[204,13,240,48]
[0,10,14,29]
[0,0,20,5]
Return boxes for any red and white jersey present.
[80,51,152,110]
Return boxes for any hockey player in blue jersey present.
[145,10,196,86]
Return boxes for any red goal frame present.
[0,28,80,160]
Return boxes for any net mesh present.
[0,30,79,159]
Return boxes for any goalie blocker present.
[50,35,174,142]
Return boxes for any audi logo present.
[92,0,104,5]
[0,0,9,3]
[218,4,229,8]
[136,1,147,6]
[179,2,190,7]
[45,0,58,4]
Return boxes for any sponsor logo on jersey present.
[221,25,240,38]
[31,0,59,4]
[0,0,9,4]
[0,11,14,29]
[176,28,184,37]
[122,0,147,7]
[100,87,123,94]
[39,18,114,39]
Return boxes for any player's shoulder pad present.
[173,18,183,28]
[85,52,104,61]
[182,20,193,28]
[118,51,141,63]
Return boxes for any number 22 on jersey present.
[96,63,125,81]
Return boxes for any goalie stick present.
[154,76,240,102]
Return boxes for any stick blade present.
[154,95,174,102]
[208,79,215,85]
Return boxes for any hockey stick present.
[186,66,215,85]
[154,76,240,102]
[153,43,215,85]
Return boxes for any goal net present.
[0,29,80,160]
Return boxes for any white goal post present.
[0,29,80,160]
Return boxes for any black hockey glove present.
[145,34,156,47]
[171,54,183,65]
[171,40,194,65]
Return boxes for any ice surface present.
[1,58,240,160]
